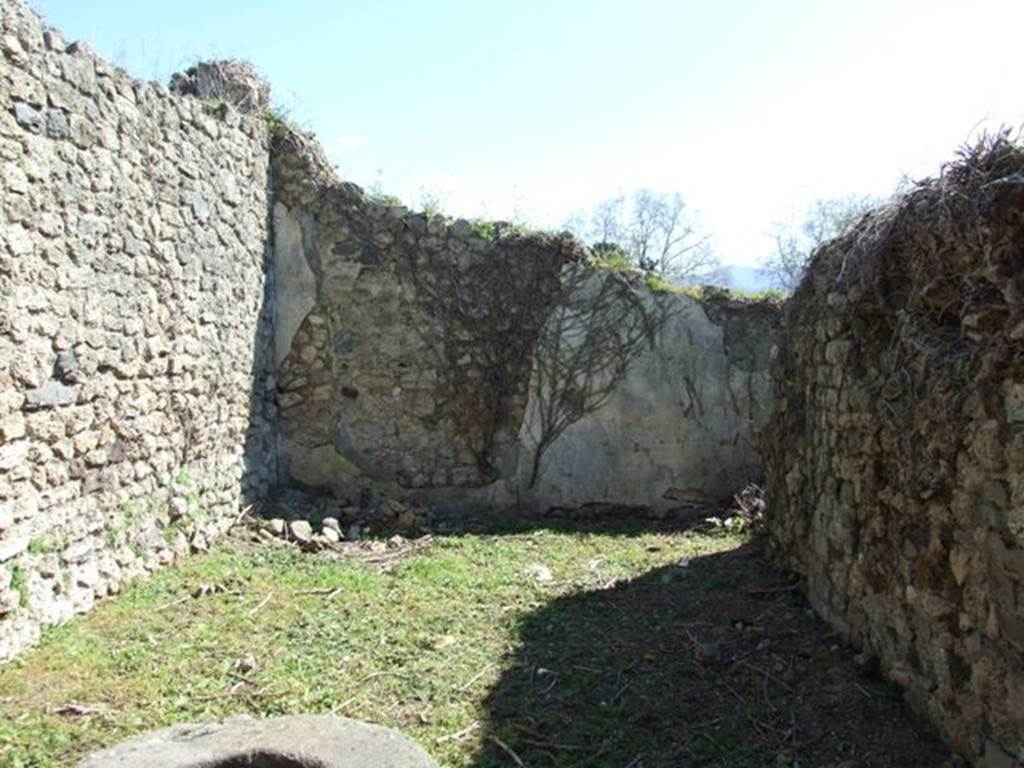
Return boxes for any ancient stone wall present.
[271,129,581,500]
[0,0,782,661]
[523,285,778,512]
[271,127,780,515]
[0,1,275,659]
[764,136,1024,766]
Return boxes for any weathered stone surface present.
[0,0,276,660]
[765,138,1024,765]
[271,201,317,367]
[168,60,271,115]
[517,280,777,510]
[288,519,313,544]
[0,536,30,563]
[77,714,437,768]
[271,126,780,514]
[23,380,78,410]
[12,101,43,132]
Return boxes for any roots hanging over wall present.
[526,267,671,488]
[404,228,582,483]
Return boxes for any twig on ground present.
[740,659,795,692]
[247,592,273,618]
[155,583,243,611]
[154,595,191,612]
[331,695,359,713]
[609,681,631,706]
[537,671,559,695]
[489,735,527,767]
[231,504,254,530]
[515,735,582,752]
[745,582,800,598]
[436,721,480,745]
[292,587,342,598]
[49,703,103,717]
[455,664,494,692]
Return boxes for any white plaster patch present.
[272,202,317,367]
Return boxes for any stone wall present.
[271,127,780,515]
[0,1,275,659]
[0,0,782,661]
[763,135,1024,766]
[523,285,778,511]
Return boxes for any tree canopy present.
[566,190,720,285]
[764,195,878,292]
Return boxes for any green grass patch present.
[589,251,635,272]
[0,522,944,767]
[727,286,787,302]
[644,271,703,297]
[9,566,27,610]
[468,218,538,241]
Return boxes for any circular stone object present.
[77,714,438,768]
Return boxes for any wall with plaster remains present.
[1,0,781,663]
[270,127,780,515]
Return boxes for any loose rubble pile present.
[242,488,432,554]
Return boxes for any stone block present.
[77,715,437,768]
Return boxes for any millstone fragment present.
[77,714,438,768]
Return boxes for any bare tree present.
[764,194,878,292]
[766,227,807,294]
[566,189,718,285]
[591,195,625,245]
[630,191,716,282]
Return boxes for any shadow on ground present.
[470,540,949,768]
[432,511,716,539]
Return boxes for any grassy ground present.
[0,519,948,767]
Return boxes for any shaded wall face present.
[0,2,274,659]
[764,158,1024,764]
[270,163,575,497]
[272,194,488,492]
[271,130,780,513]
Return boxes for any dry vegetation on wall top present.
[765,129,1024,764]
[797,129,1024,347]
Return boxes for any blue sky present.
[30,0,1024,267]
